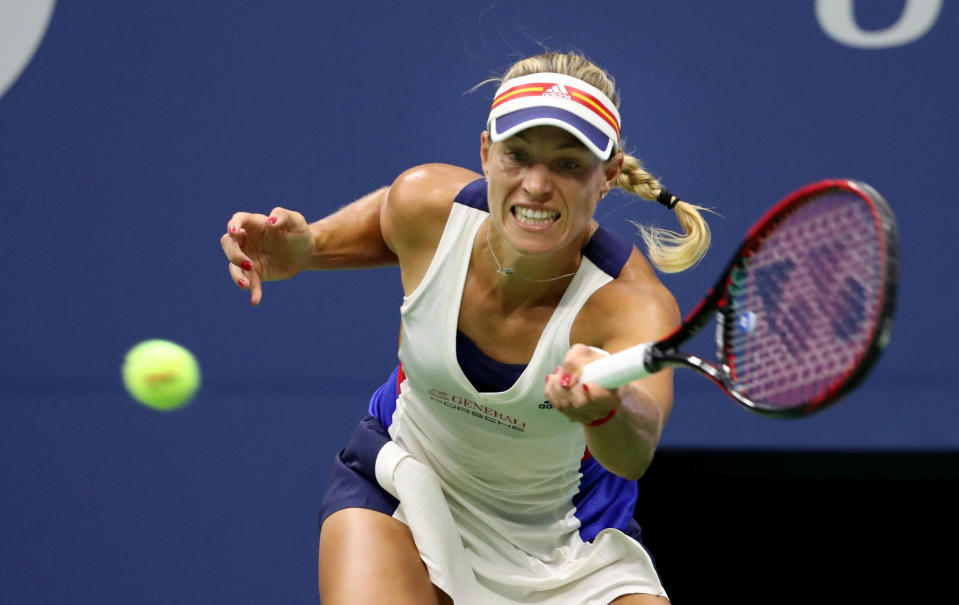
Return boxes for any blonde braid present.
[616,153,711,273]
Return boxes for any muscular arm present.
[304,187,397,270]
[380,163,481,294]
[222,164,477,304]
[549,250,681,480]
[310,163,479,275]
[579,292,677,480]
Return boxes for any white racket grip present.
[579,343,654,389]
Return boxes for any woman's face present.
[481,125,621,257]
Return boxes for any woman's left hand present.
[545,344,619,425]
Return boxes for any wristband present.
[587,408,617,427]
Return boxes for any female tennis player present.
[221,51,710,604]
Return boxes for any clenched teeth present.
[512,206,560,225]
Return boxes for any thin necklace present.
[485,222,578,283]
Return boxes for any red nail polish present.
[229,225,236,234]
[241,260,252,271]
[560,374,572,388]
[266,217,277,224]
[582,384,590,394]
[238,278,247,288]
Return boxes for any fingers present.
[545,344,616,424]
[225,209,289,242]
[222,212,260,269]
[225,211,267,238]
[227,261,263,306]
[546,364,607,399]
[247,268,263,306]
[267,207,285,227]
[222,206,304,305]
[223,210,275,306]
[220,229,250,269]
[227,262,247,291]
[550,344,604,388]
[266,206,308,232]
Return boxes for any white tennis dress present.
[370,180,667,604]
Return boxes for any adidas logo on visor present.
[542,84,572,102]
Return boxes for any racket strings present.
[722,192,883,408]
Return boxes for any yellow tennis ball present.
[122,339,201,411]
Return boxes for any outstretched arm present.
[220,188,396,306]
[547,342,673,481]
[546,254,680,480]
[220,163,479,305]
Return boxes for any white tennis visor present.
[487,72,621,160]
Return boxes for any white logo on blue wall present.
[0,0,56,99]
[816,0,942,48]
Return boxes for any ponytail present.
[614,153,711,273]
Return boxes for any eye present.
[505,148,529,163]
[556,158,583,172]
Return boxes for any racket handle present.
[579,343,654,389]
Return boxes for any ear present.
[604,150,624,188]
[480,131,491,177]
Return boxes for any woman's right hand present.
[220,207,314,306]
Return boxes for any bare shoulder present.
[574,247,682,352]
[382,163,481,255]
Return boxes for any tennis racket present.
[580,179,899,417]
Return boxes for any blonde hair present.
[496,52,711,273]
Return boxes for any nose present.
[521,163,553,201]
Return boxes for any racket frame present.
[646,179,899,417]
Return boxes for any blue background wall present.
[1,1,956,603]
